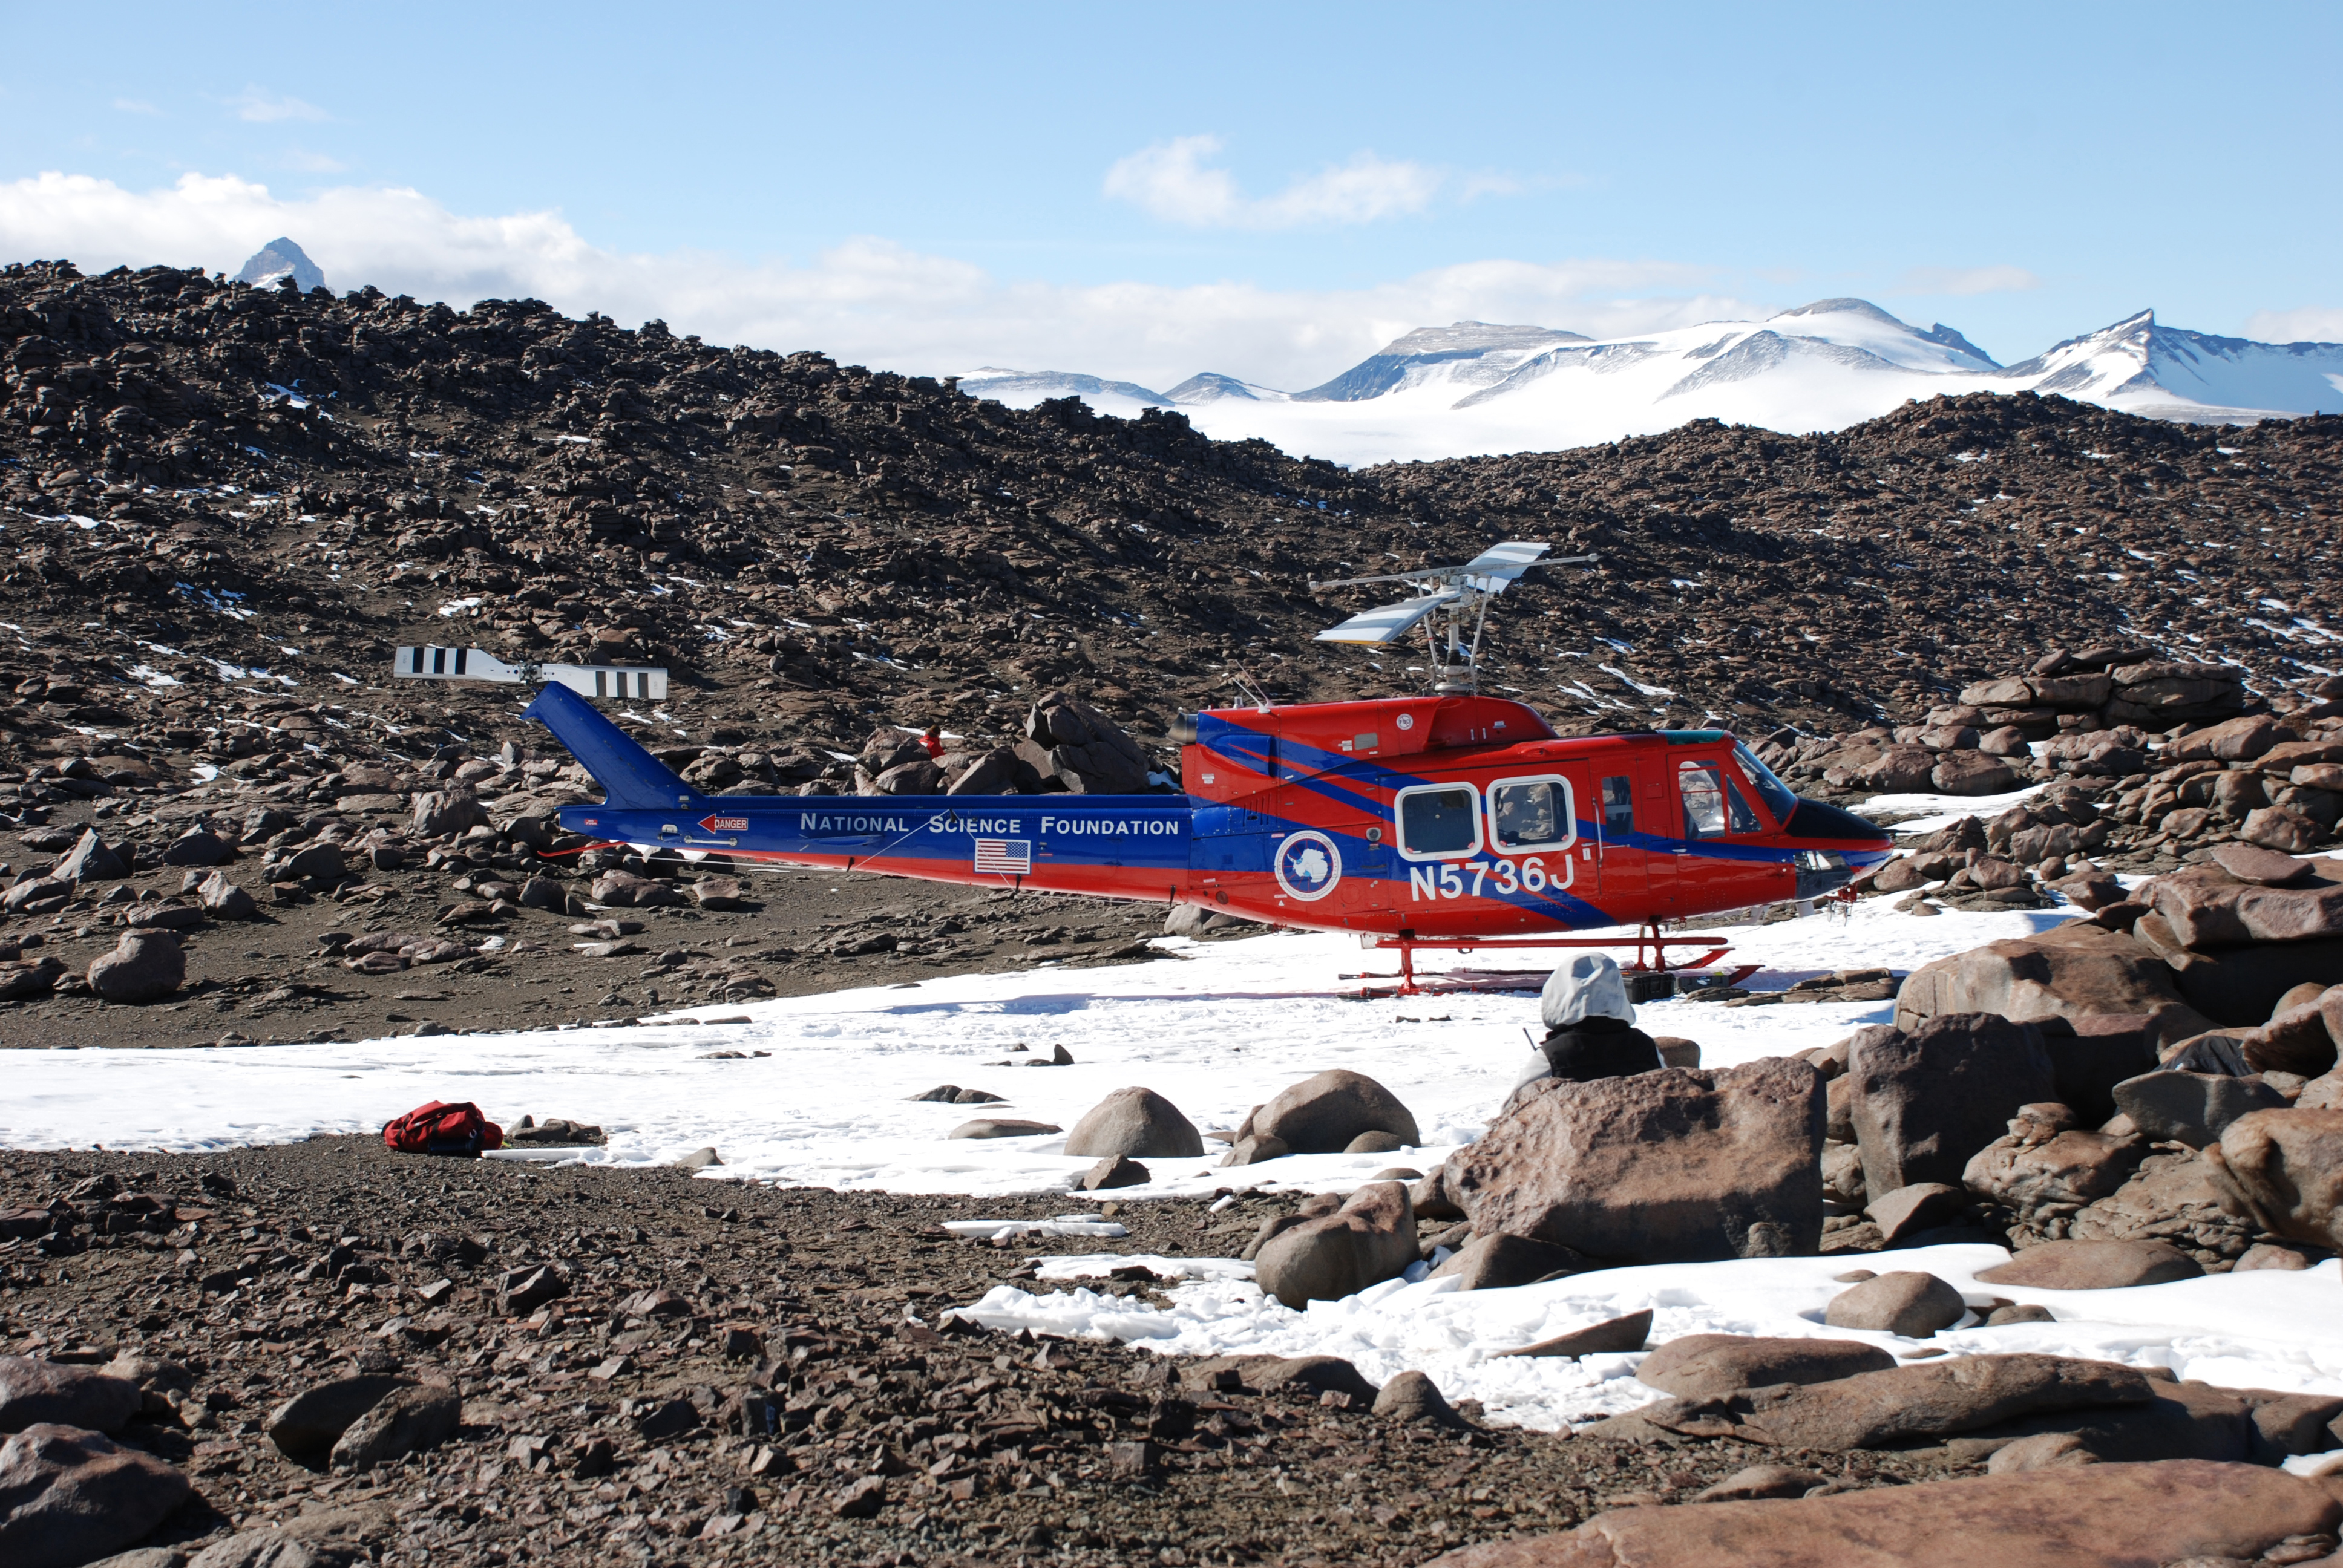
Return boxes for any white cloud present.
[1104,136,1445,229]
[231,88,327,123]
[1896,264,2041,296]
[2244,305,2343,344]
[0,168,1765,391]
[112,99,162,117]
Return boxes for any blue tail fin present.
[521,682,698,811]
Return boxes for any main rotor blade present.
[1312,587,1462,645]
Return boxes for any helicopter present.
[500,542,1895,990]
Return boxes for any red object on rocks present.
[383,1101,505,1157]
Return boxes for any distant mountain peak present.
[1296,321,1589,403]
[235,237,325,293]
[1772,297,1907,325]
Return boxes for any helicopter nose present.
[1780,795,1893,895]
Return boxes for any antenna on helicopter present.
[1308,541,1596,694]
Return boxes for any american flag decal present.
[973,838,1032,875]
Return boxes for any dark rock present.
[1254,1183,1417,1308]
[1848,1014,2057,1195]
[161,828,230,867]
[1823,1271,1967,1336]
[0,1422,194,1568]
[2202,1108,2343,1252]
[1063,1086,1204,1159]
[329,1382,460,1469]
[1076,1155,1149,1191]
[1430,1233,1591,1292]
[1974,1238,2204,1289]
[1451,1057,1824,1264]
[1371,1370,1469,1429]
[2112,1070,2287,1148]
[53,828,128,882]
[0,1356,142,1434]
[85,931,185,1004]
[1634,1334,1895,1400]
[266,1374,409,1465]
[1490,1310,1651,1359]
[1251,1069,1419,1153]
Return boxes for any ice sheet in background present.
[0,898,2085,1197]
[949,1247,2343,1434]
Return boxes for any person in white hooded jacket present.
[1504,952,1665,1108]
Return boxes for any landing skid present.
[1348,923,1751,998]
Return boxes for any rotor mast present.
[1308,542,1596,695]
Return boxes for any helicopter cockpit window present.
[1725,779,1762,835]
[1396,785,1483,860]
[1677,761,1727,840]
[1487,776,1575,852]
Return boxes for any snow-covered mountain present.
[952,301,2343,465]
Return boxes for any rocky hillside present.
[3,255,2340,779]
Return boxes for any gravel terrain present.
[1,1138,1974,1567]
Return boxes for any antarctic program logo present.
[1274,830,1342,901]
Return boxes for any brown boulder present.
[1964,1126,2148,1212]
[1823,1271,1967,1336]
[0,1356,142,1434]
[0,1423,195,1568]
[2244,805,2326,853]
[1064,1086,1204,1159]
[1253,1183,1417,1308]
[2202,1108,2343,1251]
[2163,935,2343,1027]
[1959,678,2036,707]
[2237,997,2339,1078]
[2212,842,2318,886]
[1449,1058,1823,1265]
[1848,1014,2057,1196]
[2028,672,2114,710]
[1975,1238,2203,1289]
[2112,1069,2288,1147]
[1634,1334,1893,1400]
[2147,857,2343,948]
[1429,1232,1590,1291]
[1892,921,2210,1035]
[1598,1353,2155,1452]
[1858,745,1937,792]
[1418,1460,2343,1568]
[1251,1069,1418,1153]
[2166,714,2289,762]
[85,930,185,1004]
[1491,1310,1651,1359]
[1932,750,2020,796]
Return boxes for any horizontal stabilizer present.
[520,682,696,812]
[394,645,667,702]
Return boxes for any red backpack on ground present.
[383,1101,505,1157]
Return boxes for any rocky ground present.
[1,1140,1982,1568]
[4,258,2342,1037]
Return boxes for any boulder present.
[1963,1126,2148,1213]
[2166,714,2290,762]
[1449,1058,1824,1265]
[2163,935,2343,1027]
[0,1423,194,1568]
[0,958,64,1002]
[1219,1133,1289,1166]
[2245,805,2327,854]
[2202,1108,2343,1251]
[2112,1070,2287,1148]
[872,758,945,795]
[1891,922,2210,1036]
[410,787,486,838]
[1864,1181,1968,1244]
[1858,745,1937,792]
[1028,691,1150,794]
[1076,1155,1149,1191]
[195,871,258,920]
[85,931,185,1004]
[2042,1015,2163,1125]
[2212,842,2318,886]
[1595,1354,2155,1452]
[1428,1233,1590,1291]
[1847,1014,2057,1196]
[1634,1335,1893,1400]
[329,1381,460,1469]
[2240,989,2333,1078]
[947,1119,1061,1140]
[2148,857,2343,948]
[1691,1463,1832,1501]
[2028,672,2114,710]
[2063,1146,2261,1266]
[1417,1460,2343,1568]
[689,876,751,911]
[1975,1238,2203,1289]
[1253,1183,1417,1309]
[267,1376,411,1465]
[945,745,1035,797]
[1931,750,2020,795]
[1371,1370,1469,1429]
[1063,1086,1204,1160]
[1251,1069,1419,1154]
[278,842,346,883]
[162,828,231,867]
[1824,1271,1967,1336]
[52,828,128,882]
[0,1356,141,1434]
[1492,1310,1652,1360]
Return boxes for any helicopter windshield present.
[1732,742,1801,823]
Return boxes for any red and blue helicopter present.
[505,542,1893,988]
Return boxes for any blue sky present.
[2,2,2338,388]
